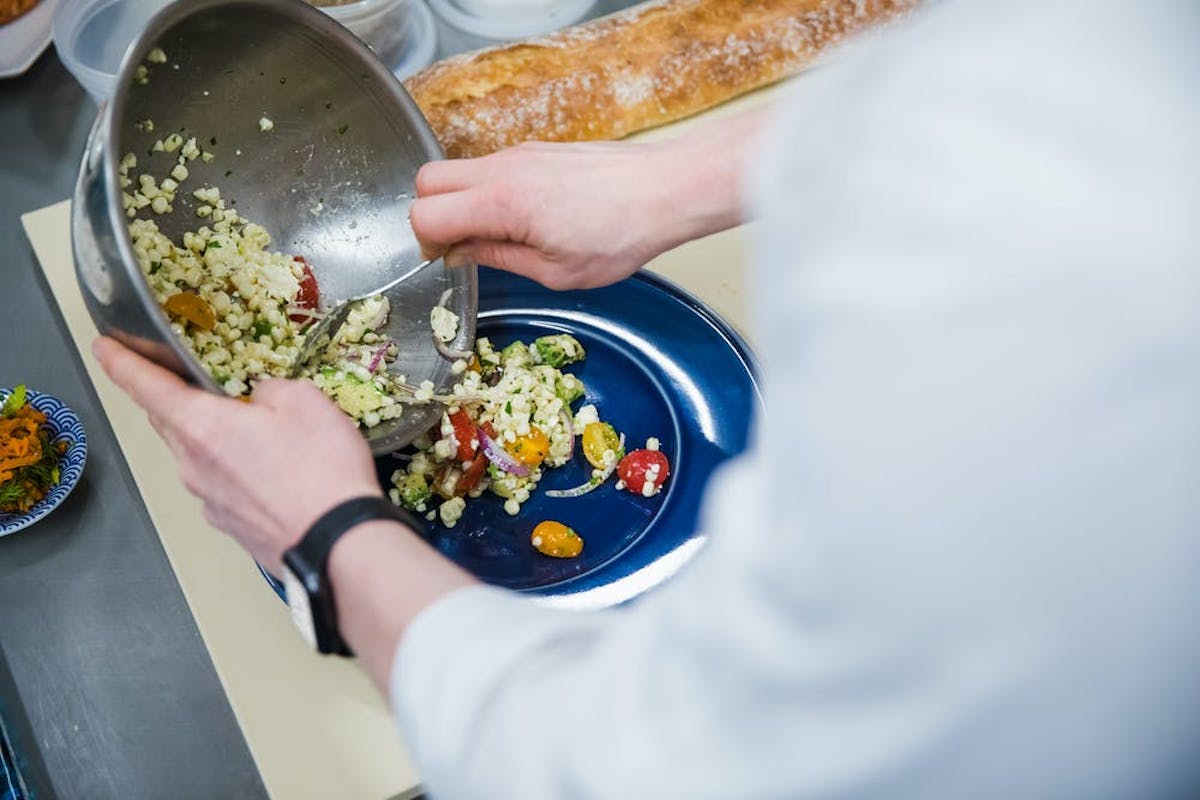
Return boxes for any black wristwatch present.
[280,495,421,656]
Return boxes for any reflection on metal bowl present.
[71,0,477,454]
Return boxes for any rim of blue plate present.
[260,268,758,607]
[0,388,88,538]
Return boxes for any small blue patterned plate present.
[0,388,88,538]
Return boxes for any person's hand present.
[410,109,767,291]
[92,337,383,574]
[411,141,678,290]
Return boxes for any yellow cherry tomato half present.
[505,426,550,467]
[581,421,622,470]
[162,291,216,331]
[531,520,583,558]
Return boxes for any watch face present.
[282,566,318,650]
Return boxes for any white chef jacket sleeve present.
[389,1,1200,798]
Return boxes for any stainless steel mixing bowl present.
[72,0,476,454]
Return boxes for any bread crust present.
[405,0,919,158]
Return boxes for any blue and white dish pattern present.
[0,388,88,538]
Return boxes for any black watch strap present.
[284,495,420,656]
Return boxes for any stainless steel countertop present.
[0,2,632,797]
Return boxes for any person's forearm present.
[647,106,771,252]
[328,519,477,690]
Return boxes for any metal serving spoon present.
[288,258,434,378]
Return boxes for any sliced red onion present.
[433,333,474,362]
[560,408,575,460]
[367,341,392,373]
[546,434,623,498]
[476,425,529,477]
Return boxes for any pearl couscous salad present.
[119,138,437,429]
[117,95,670,560]
[387,334,673,554]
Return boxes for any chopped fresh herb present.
[1,385,26,418]
[336,123,349,136]
[209,136,217,146]
[224,169,233,177]
[252,319,272,339]
[150,260,163,274]
[504,401,512,415]
[206,240,222,249]
[325,102,333,110]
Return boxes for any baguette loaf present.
[404,0,919,158]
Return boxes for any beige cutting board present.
[21,86,767,800]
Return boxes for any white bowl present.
[427,0,593,46]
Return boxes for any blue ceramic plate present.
[264,268,759,607]
[0,388,88,538]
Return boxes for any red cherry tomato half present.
[448,408,478,463]
[457,452,488,495]
[290,256,320,323]
[617,449,670,495]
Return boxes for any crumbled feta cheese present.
[430,305,459,343]
[146,47,168,64]
[439,496,466,527]
[574,404,599,429]
[258,116,274,132]
[646,436,660,452]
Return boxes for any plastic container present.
[54,0,174,103]
[389,0,437,79]
[317,0,411,66]
[427,0,593,49]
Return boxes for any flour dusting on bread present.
[405,0,921,158]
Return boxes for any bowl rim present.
[318,0,405,24]
[98,0,449,402]
[426,0,593,39]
